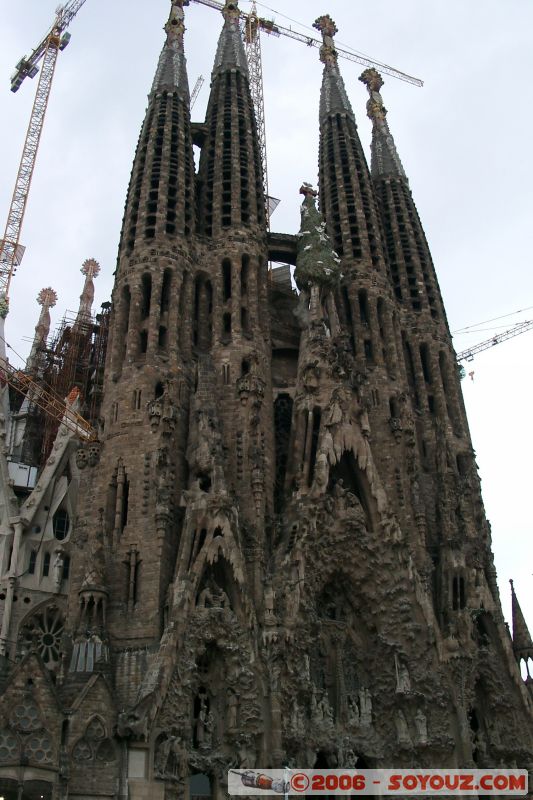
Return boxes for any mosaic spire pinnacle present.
[151,0,190,98]
[359,67,407,180]
[314,15,354,124]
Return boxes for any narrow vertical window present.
[28,550,37,575]
[241,255,249,295]
[43,552,51,577]
[161,268,172,313]
[222,259,232,301]
[141,273,152,319]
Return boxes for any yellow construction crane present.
[190,0,423,214]
[0,0,88,306]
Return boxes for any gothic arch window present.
[52,508,70,541]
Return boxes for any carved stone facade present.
[0,2,532,798]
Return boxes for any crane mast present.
[0,0,87,306]
[244,2,272,216]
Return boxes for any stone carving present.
[395,654,411,694]
[147,384,177,435]
[198,578,230,610]
[414,708,428,745]
[359,689,372,727]
[396,710,412,747]
[52,548,64,592]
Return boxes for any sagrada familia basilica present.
[0,1,531,798]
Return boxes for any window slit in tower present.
[222,259,232,301]
[223,312,232,338]
[158,326,168,349]
[308,408,322,488]
[241,306,249,334]
[161,268,172,313]
[420,343,432,384]
[358,290,369,326]
[402,334,420,409]
[241,255,249,295]
[141,273,152,319]
[122,479,130,529]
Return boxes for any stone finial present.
[313,15,338,65]
[37,287,58,309]
[359,68,387,122]
[223,0,240,24]
[165,0,189,40]
[77,259,100,323]
[299,182,318,200]
[81,258,100,280]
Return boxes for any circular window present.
[19,605,64,672]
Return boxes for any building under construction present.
[0,1,532,799]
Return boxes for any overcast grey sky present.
[1,0,532,631]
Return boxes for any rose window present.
[20,605,64,670]
[10,701,42,733]
[26,733,54,764]
[0,729,20,762]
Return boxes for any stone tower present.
[0,3,532,799]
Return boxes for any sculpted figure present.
[414,708,428,745]
[396,710,412,746]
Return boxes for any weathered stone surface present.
[0,2,532,798]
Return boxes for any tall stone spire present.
[359,67,446,323]
[197,0,265,235]
[26,287,57,373]
[359,68,406,180]
[314,15,354,124]
[212,0,249,78]
[151,0,190,98]
[510,579,533,664]
[315,15,386,270]
[118,0,195,258]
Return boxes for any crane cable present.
[452,305,533,335]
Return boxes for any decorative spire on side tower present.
[26,287,57,373]
[314,15,354,123]
[359,68,406,180]
[75,258,100,325]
